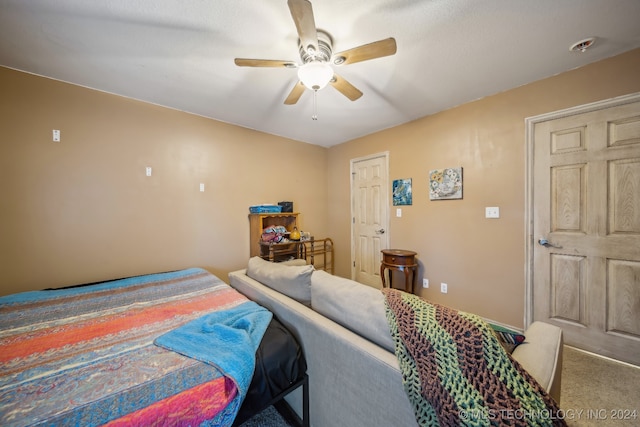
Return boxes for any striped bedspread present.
[0,268,250,427]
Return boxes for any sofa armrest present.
[511,321,563,403]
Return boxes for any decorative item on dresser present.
[289,226,301,241]
[249,212,300,258]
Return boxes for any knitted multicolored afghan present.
[383,289,567,427]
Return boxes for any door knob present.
[538,238,562,249]
[375,229,386,234]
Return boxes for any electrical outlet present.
[440,282,448,294]
[422,278,429,288]
[52,129,60,142]
[199,183,205,192]
[145,167,152,177]
[396,208,402,217]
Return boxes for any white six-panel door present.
[351,153,389,287]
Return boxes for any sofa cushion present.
[311,270,395,352]
[247,257,314,305]
[279,258,308,267]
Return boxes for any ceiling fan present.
[234,0,397,108]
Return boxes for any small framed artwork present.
[429,167,463,200]
[393,178,412,205]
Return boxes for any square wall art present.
[429,167,463,200]
[393,178,412,205]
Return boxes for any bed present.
[0,268,306,427]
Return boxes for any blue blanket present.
[155,301,273,424]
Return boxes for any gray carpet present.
[560,346,640,427]
[238,405,293,427]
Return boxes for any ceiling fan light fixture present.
[298,61,333,90]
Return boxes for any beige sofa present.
[229,257,563,427]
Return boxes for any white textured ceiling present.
[1,0,640,147]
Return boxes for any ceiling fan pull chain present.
[312,89,318,120]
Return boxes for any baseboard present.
[565,345,640,370]
[482,316,524,333]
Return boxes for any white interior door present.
[526,93,640,366]
[351,153,389,287]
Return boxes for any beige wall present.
[328,48,640,327]
[2,49,639,328]
[0,67,328,295]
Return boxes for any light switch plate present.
[396,208,402,217]
[485,207,500,218]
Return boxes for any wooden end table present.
[380,249,418,293]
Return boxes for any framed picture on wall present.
[393,178,412,205]
[429,167,463,200]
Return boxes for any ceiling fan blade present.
[332,37,397,66]
[330,74,363,101]
[284,81,306,105]
[287,0,318,54]
[234,58,297,68]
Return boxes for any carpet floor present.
[238,406,292,427]
[238,401,300,427]
[560,346,640,427]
